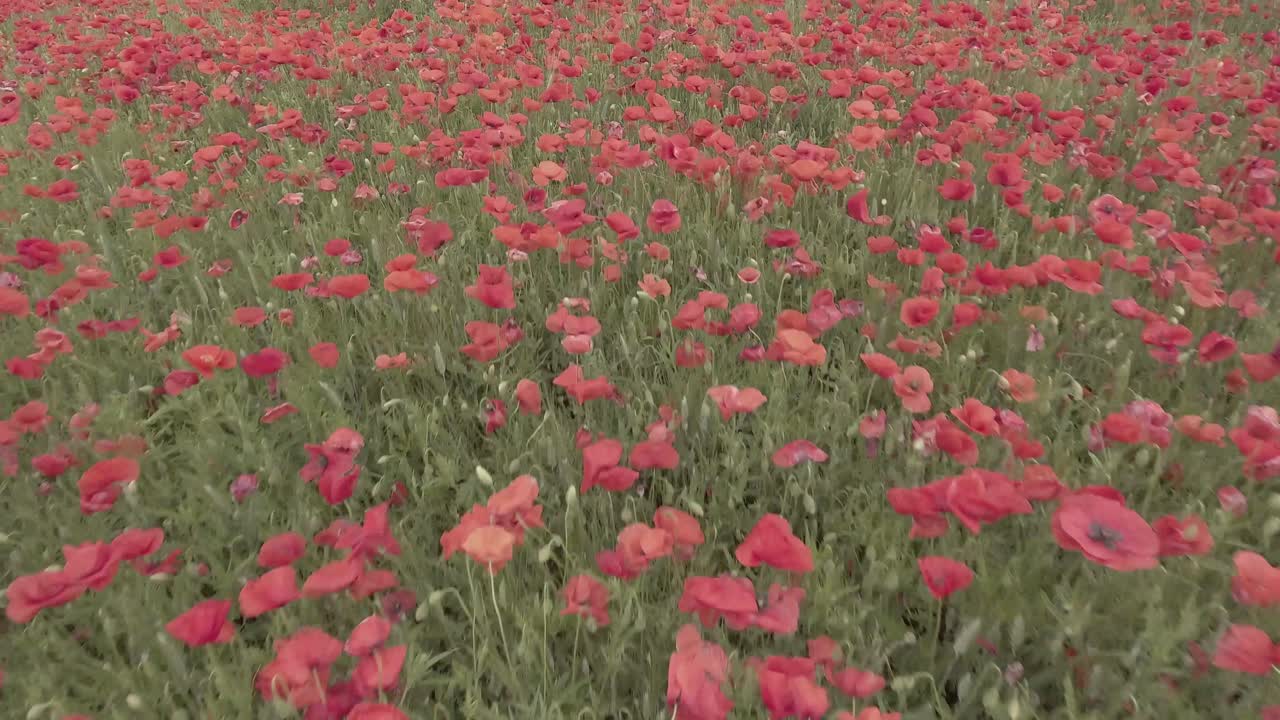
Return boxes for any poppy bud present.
[1010,616,1026,648]
[126,694,144,710]
[1263,517,1280,544]
[475,465,493,486]
[1113,353,1132,399]
[432,343,446,375]
[953,619,983,655]
[890,673,920,693]
[981,687,1002,713]
[1134,447,1152,467]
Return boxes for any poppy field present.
[3,0,1280,717]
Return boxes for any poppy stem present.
[930,599,945,662]
[488,566,514,668]
[465,562,480,680]
[569,614,582,686]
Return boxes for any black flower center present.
[1087,522,1124,549]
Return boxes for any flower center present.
[1087,522,1124,549]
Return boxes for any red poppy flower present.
[581,438,639,493]
[1001,369,1038,403]
[561,574,611,627]
[772,439,828,468]
[735,514,814,573]
[344,615,393,657]
[1212,624,1277,675]
[460,525,517,574]
[646,199,681,233]
[900,296,940,327]
[4,570,85,623]
[514,379,541,415]
[917,556,975,600]
[328,273,371,299]
[61,541,120,591]
[255,627,343,708]
[303,556,363,597]
[707,385,767,421]
[654,507,705,559]
[258,532,306,568]
[1153,515,1214,557]
[757,657,830,720]
[165,599,235,647]
[1231,551,1280,607]
[893,366,933,414]
[666,625,733,720]
[464,264,517,309]
[631,439,679,470]
[271,273,315,291]
[751,583,806,636]
[111,528,164,561]
[347,703,409,720]
[77,457,140,515]
[827,666,886,699]
[1052,494,1159,571]
[241,347,289,378]
[240,567,300,618]
[353,645,407,694]
[181,344,236,378]
[846,188,888,225]
[0,287,31,318]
